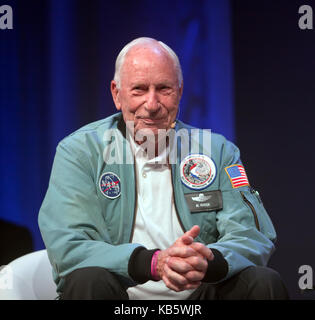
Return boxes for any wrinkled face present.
[111,45,183,139]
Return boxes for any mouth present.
[138,118,165,125]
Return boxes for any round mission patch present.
[99,172,121,199]
[180,154,216,190]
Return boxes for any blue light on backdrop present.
[0,0,234,250]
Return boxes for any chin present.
[136,126,159,136]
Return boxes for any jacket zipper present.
[129,157,138,242]
[240,191,260,231]
[171,165,187,233]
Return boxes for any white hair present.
[113,37,183,89]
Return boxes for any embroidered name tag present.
[184,190,222,213]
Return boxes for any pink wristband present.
[151,250,161,281]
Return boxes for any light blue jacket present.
[38,113,276,293]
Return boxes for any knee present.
[249,266,281,282]
[61,267,128,300]
[241,266,289,300]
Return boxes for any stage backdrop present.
[232,0,315,299]
[0,1,234,250]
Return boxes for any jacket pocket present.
[240,191,260,231]
[240,190,277,242]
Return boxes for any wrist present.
[151,250,161,281]
[128,247,160,284]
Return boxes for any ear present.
[111,80,121,110]
[179,81,184,99]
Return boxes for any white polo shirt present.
[126,135,195,300]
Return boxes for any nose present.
[145,88,161,114]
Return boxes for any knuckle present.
[185,271,196,280]
[186,247,195,256]
[191,273,202,282]
[192,256,200,265]
[167,257,173,266]
[178,278,188,286]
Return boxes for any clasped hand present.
[156,225,213,292]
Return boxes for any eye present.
[131,85,147,95]
[158,85,172,94]
[133,85,146,90]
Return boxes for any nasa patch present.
[180,154,216,190]
[99,172,121,199]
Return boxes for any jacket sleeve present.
[208,139,277,281]
[38,139,142,292]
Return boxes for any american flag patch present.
[225,164,250,188]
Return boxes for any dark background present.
[233,1,315,299]
[0,0,314,299]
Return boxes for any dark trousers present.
[60,266,289,300]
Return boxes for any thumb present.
[175,225,201,246]
[185,225,200,239]
[180,225,200,244]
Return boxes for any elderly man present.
[38,37,288,300]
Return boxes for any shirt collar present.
[127,130,170,165]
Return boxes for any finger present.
[168,258,206,283]
[183,255,208,272]
[184,225,200,240]
[162,275,201,292]
[164,263,188,287]
[181,235,194,245]
[173,225,200,247]
[184,270,206,282]
[168,246,198,258]
[162,275,183,292]
[190,242,214,260]
[183,281,202,290]
[167,257,194,274]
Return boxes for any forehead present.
[120,46,177,85]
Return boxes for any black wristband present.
[202,248,229,283]
[128,247,160,284]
